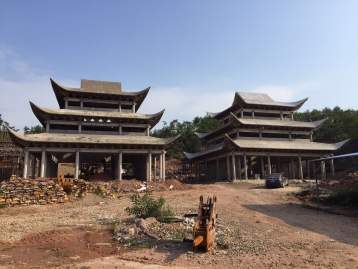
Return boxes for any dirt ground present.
[1,180,358,269]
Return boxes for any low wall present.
[0,177,91,207]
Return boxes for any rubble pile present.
[319,170,358,188]
[91,178,190,194]
[112,216,194,244]
[344,171,358,181]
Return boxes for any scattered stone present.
[95,243,112,247]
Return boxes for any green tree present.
[295,106,358,153]
[23,125,45,134]
[151,116,217,159]
[0,114,18,142]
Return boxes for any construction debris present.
[0,175,192,208]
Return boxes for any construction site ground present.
[1,179,358,269]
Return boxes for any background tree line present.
[151,116,218,159]
[152,106,358,159]
[0,114,44,143]
[1,106,358,158]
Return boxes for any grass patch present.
[0,246,16,251]
[172,228,191,240]
[121,237,158,249]
[54,251,68,258]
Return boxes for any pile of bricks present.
[0,177,91,207]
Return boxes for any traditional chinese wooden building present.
[7,79,180,181]
[184,92,348,180]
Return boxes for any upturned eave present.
[50,78,150,111]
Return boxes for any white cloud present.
[0,47,77,131]
[251,85,296,102]
[139,87,234,129]
[251,81,325,103]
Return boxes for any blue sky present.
[1,0,357,131]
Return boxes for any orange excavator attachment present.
[193,235,204,247]
[191,195,217,251]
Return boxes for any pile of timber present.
[0,177,91,207]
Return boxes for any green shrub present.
[125,191,174,223]
[329,185,358,207]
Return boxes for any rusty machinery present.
[187,195,217,251]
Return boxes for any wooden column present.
[37,158,41,178]
[248,156,252,178]
[226,154,231,180]
[162,151,166,181]
[321,161,326,181]
[243,154,248,179]
[75,150,79,179]
[118,151,122,181]
[267,155,272,175]
[147,152,152,182]
[40,149,46,178]
[330,158,335,179]
[159,154,163,181]
[23,149,29,179]
[154,157,157,181]
[298,155,303,179]
[261,156,265,179]
[231,152,236,180]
